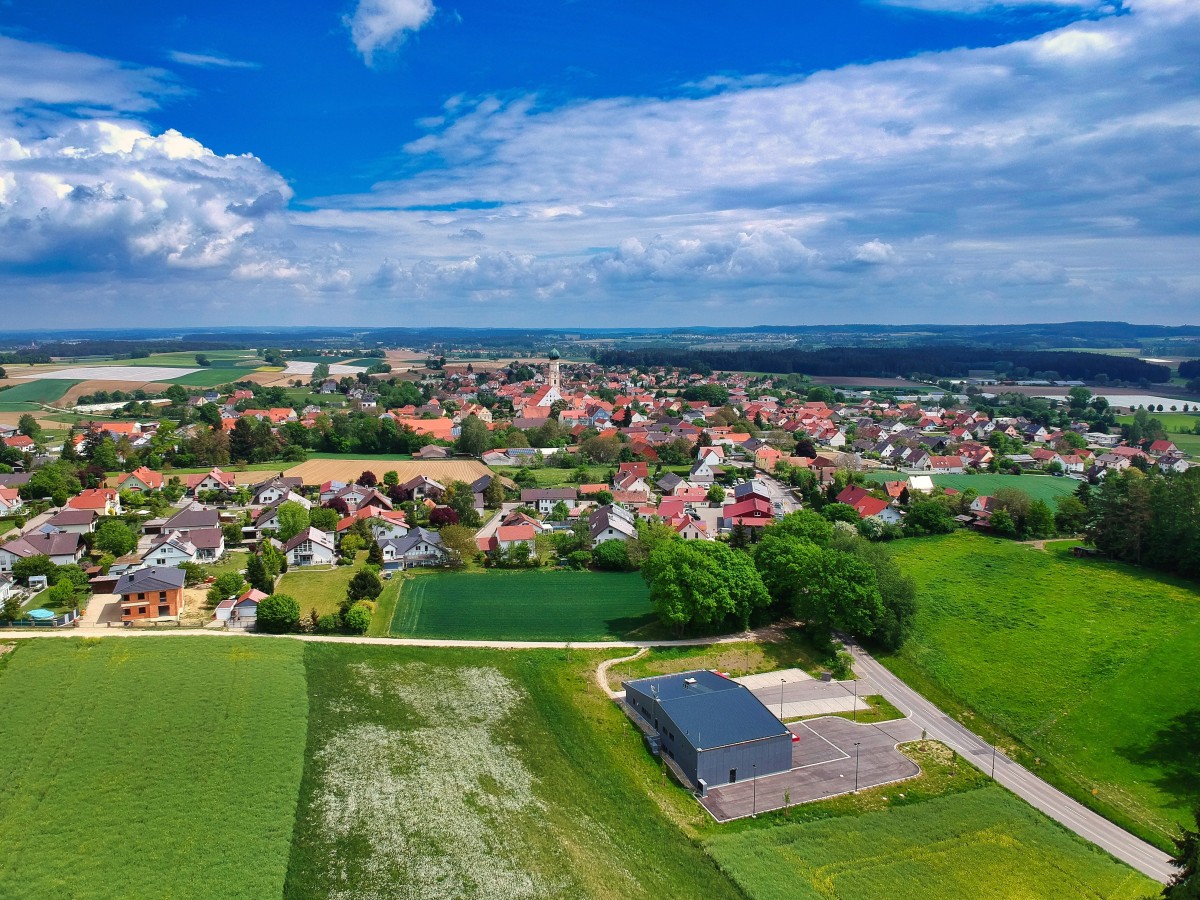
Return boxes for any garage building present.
[622,670,792,790]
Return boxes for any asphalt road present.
[847,640,1176,884]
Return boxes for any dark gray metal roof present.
[624,670,788,750]
[115,566,187,594]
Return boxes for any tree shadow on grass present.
[1118,707,1200,806]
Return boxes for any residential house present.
[929,455,965,474]
[115,566,186,622]
[143,532,199,568]
[520,488,579,516]
[0,531,84,571]
[251,476,304,506]
[589,504,637,544]
[835,485,902,524]
[483,523,539,553]
[284,527,336,567]
[117,466,164,493]
[43,508,97,534]
[720,496,773,531]
[186,468,237,496]
[379,527,448,568]
[398,475,445,502]
[67,488,122,516]
[0,487,24,516]
[689,458,718,485]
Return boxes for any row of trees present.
[598,346,1171,384]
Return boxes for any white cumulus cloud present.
[345,0,436,67]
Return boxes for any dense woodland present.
[1085,469,1200,580]
[597,346,1171,383]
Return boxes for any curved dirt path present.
[594,647,647,698]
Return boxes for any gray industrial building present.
[622,670,792,791]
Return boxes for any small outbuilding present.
[622,670,792,791]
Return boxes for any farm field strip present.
[17,365,202,382]
[0,639,308,899]
[866,471,1079,502]
[284,457,493,485]
[389,570,660,641]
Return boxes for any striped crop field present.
[390,570,661,641]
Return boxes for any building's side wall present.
[697,735,792,786]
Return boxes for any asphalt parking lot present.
[700,716,923,821]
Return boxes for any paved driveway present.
[700,716,923,821]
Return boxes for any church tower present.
[548,347,561,394]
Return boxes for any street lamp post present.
[780,678,786,720]
[854,742,861,793]
[991,745,997,779]
[853,678,858,723]
[752,764,757,816]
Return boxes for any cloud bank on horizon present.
[0,0,1196,328]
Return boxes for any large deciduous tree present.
[274,501,310,542]
[642,541,769,635]
[456,414,490,457]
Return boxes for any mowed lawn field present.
[866,471,1079,503]
[277,564,359,618]
[389,570,661,641]
[0,638,307,899]
[883,532,1200,848]
[704,787,1157,900]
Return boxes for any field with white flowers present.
[283,643,739,899]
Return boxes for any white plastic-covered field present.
[18,366,199,382]
[282,361,368,376]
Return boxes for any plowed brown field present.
[281,458,494,486]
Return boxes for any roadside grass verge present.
[883,531,1200,848]
[389,569,662,641]
[284,643,741,899]
[0,638,307,899]
[703,785,1159,900]
[606,627,836,691]
[786,695,905,726]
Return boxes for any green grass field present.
[866,471,1079,503]
[277,563,360,618]
[389,570,661,640]
[73,350,262,368]
[0,638,1159,898]
[0,638,307,899]
[0,379,79,411]
[284,643,742,899]
[704,787,1157,900]
[884,532,1200,847]
[164,368,258,387]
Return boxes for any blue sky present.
[0,0,1196,328]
